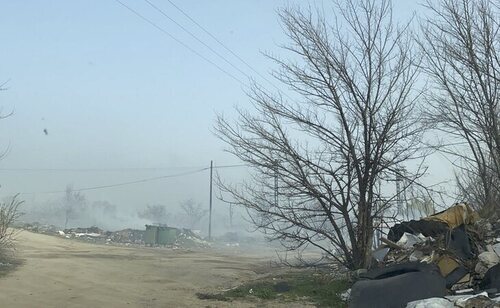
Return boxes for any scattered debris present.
[349,203,500,307]
[406,297,455,308]
[397,232,426,249]
[423,203,480,228]
[476,252,500,277]
[18,222,209,249]
[174,229,211,248]
[350,262,447,308]
[340,288,351,301]
[17,222,59,234]
[373,247,390,262]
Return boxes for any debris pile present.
[18,222,209,249]
[349,203,500,308]
[62,226,106,242]
[174,229,211,248]
[105,228,144,244]
[18,222,59,235]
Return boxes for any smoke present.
[18,192,256,239]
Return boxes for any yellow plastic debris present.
[423,203,479,228]
[437,255,460,277]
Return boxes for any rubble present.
[476,252,500,277]
[350,262,447,308]
[349,203,500,308]
[16,222,59,234]
[406,297,455,308]
[18,222,209,249]
[423,203,480,228]
[106,228,144,244]
[397,232,426,248]
[174,229,211,248]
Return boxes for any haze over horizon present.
[0,0,454,226]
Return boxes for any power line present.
[163,0,282,92]
[143,0,253,84]
[0,164,247,172]
[0,166,206,172]
[153,0,298,106]
[17,163,248,195]
[116,0,299,109]
[212,163,248,169]
[113,0,247,88]
[19,167,208,195]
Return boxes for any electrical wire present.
[144,0,298,105]
[114,0,247,88]
[17,163,248,195]
[143,0,253,85]
[0,166,206,172]
[0,164,247,172]
[163,0,282,92]
[117,0,297,105]
[19,167,208,195]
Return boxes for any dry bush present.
[0,194,23,250]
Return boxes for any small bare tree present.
[0,194,23,250]
[420,0,500,213]
[216,0,427,269]
[179,199,207,230]
[63,185,86,229]
[0,82,22,252]
[137,204,169,225]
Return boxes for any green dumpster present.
[144,225,158,246]
[158,227,178,245]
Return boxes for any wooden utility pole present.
[274,160,278,207]
[208,160,213,240]
[229,203,234,229]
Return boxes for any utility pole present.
[395,171,403,217]
[208,160,213,241]
[229,203,233,229]
[274,160,278,207]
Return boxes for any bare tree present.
[0,83,22,253]
[179,199,207,230]
[63,185,86,229]
[137,204,169,225]
[420,0,500,213]
[0,194,23,250]
[216,0,427,269]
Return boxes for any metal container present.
[144,225,158,246]
[157,227,178,245]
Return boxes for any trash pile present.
[143,225,210,248]
[18,222,59,235]
[57,226,145,245]
[18,222,209,249]
[62,226,106,242]
[349,203,500,308]
[174,229,211,248]
[105,228,144,244]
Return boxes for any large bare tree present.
[216,0,427,269]
[420,0,500,213]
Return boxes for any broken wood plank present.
[380,237,404,250]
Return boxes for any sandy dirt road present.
[0,231,290,308]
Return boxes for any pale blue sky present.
[0,0,443,220]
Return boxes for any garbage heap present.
[55,226,144,245]
[46,224,209,248]
[18,222,59,234]
[144,225,210,248]
[349,203,500,308]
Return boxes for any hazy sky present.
[0,1,450,216]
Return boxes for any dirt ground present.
[0,230,305,308]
